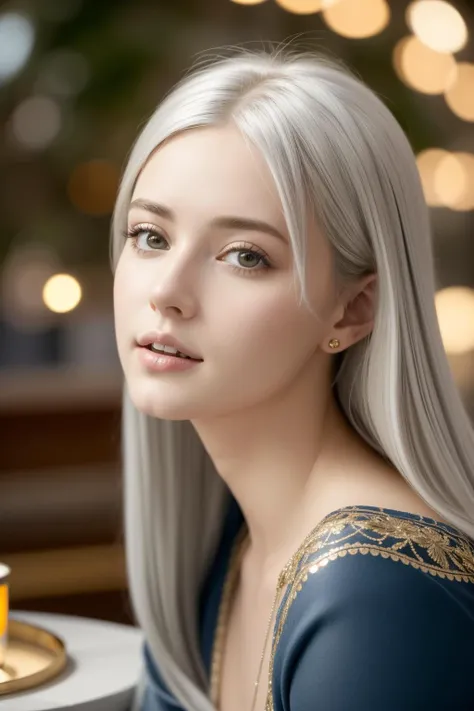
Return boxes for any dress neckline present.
[233,503,469,557]
[209,502,471,706]
[316,503,468,539]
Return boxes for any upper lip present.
[136,332,203,360]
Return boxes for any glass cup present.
[0,564,11,669]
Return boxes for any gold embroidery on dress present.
[263,506,474,711]
[208,505,474,711]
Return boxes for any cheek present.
[113,261,136,348]
[113,269,125,328]
[258,307,320,365]
[214,287,319,364]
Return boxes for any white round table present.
[1,611,144,711]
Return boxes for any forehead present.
[131,125,284,217]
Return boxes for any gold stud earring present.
[328,338,340,349]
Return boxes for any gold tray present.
[0,618,67,695]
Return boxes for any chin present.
[125,379,199,421]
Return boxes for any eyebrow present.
[129,198,288,244]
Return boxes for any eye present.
[218,242,271,276]
[122,226,272,276]
[123,224,165,254]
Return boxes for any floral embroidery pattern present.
[265,505,474,711]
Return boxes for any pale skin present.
[114,123,450,711]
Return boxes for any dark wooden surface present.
[0,408,122,471]
[12,589,136,626]
[0,369,130,625]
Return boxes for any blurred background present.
[0,0,473,625]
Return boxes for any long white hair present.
[110,45,474,711]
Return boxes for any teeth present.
[151,343,179,355]
[150,342,191,359]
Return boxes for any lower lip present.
[136,346,202,372]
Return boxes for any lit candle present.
[0,564,11,670]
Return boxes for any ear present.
[325,273,377,352]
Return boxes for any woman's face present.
[113,124,340,420]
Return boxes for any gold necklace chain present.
[210,510,344,710]
[209,526,296,711]
[249,573,284,711]
[209,526,249,706]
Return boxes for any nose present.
[149,293,193,318]
[148,248,199,318]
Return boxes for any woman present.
[111,46,474,711]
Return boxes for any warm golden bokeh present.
[42,273,82,314]
[322,0,390,38]
[433,153,468,208]
[449,153,474,211]
[406,0,468,53]
[416,148,450,206]
[436,287,474,354]
[444,62,474,122]
[392,35,457,94]
[274,0,326,13]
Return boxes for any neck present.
[191,358,367,583]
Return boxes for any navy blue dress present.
[141,497,474,710]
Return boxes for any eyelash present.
[122,224,272,276]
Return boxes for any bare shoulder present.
[369,462,452,524]
[316,418,454,527]
[320,454,453,528]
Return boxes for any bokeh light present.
[406,0,468,54]
[393,35,457,94]
[415,149,474,210]
[1,243,61,332]
[43,274,82,314]
[436,287,474,354]
[433,152,468,208]
[275,0,326,13]
[10,96,62,150]
[416,148,450,206]
[322,0,390,38]
[449,153,474,211]
[444,62,474,122]
[0,12,35,86]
